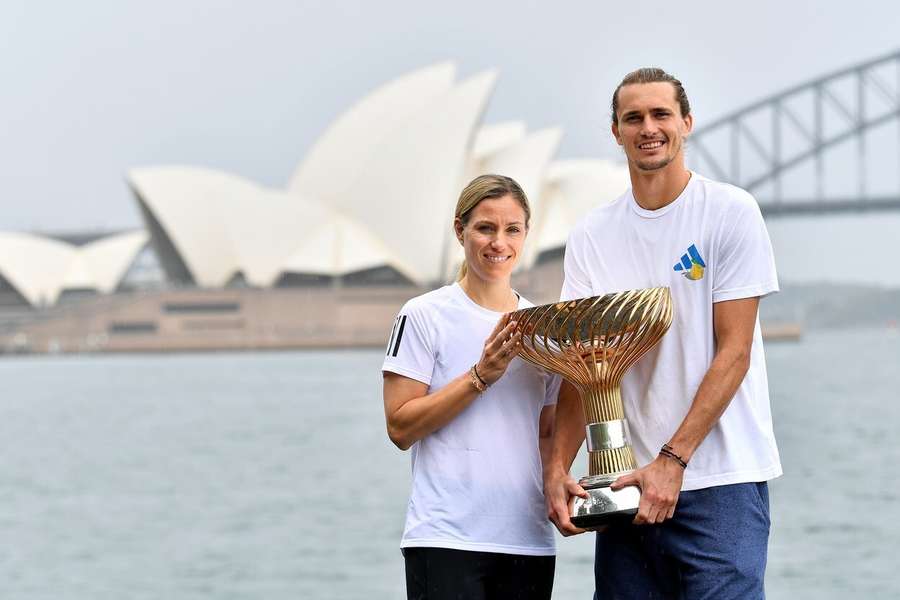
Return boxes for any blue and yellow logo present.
[673,244,706,280]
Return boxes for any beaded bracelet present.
[659,444,688,469]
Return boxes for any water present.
[0,328,898,599]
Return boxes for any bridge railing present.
[689,49,900,216]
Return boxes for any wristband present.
[469,366,487,393]
[659,444,688,469]
[472,364,488,387]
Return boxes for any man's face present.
[612,82,693,172]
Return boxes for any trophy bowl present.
[509,287,673,529]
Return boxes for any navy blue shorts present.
[594,482,771,600]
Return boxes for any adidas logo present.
[673,244,706,281]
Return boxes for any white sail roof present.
[280,215,413,279]
[129,166,408,287]
[471,121,527,160]
[532,160,631,253]
[287,62,457,203]
[288,70,498,284]
[0,230,147,306]
[77,230,151,292]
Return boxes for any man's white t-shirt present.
[382,283,560,556]
[561,172,782,492]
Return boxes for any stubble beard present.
[634,155,673,171]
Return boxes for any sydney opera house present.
[0,63,629,353]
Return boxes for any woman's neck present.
[458,274,517,312]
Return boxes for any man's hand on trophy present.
[611,457,684,525]
[544,468,589,536]
[475,314,523,386]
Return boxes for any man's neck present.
[629,160,692,211]
[459,275,517,313]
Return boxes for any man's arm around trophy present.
[544,295,761,532]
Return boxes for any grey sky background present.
[2,0,899,285]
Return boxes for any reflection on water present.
[0,328,897,599]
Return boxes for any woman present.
[382,174,559,600]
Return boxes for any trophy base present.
[570,483,640,530]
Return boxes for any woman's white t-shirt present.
[382,283,559,556]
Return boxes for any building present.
[130,62,629,289]
[0,230,148,309]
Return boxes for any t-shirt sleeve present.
[560,227,593,301]
[543,372,562,407]
[381,301,435,385]
[712,193,780,303]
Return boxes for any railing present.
[690,49,900,216]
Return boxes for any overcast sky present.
[2,0,899,285]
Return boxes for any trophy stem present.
[578,385,638,477]
[580,383,625,422]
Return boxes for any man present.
[544,68,782,599]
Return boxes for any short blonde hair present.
[454,174,531,281]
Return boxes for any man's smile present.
[638,139,666,150]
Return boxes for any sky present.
[1,0,899,285]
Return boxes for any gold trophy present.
[509,287,673,528]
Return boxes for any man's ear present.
[683,113,694,136]
[612,121,622,146]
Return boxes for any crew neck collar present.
[629,171,696,219]
[452,282,522,317]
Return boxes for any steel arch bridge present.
[689,49,900,217]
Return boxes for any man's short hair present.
[611,68,691,124]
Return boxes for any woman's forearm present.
[385,372,480,450]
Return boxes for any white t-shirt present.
[561,172,782,492]
[382,283,560,556]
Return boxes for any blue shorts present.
[593,482,771,600]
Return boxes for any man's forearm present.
[666,344,750,461]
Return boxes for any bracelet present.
[659,444,688,469]
[472,364,489,387]
[469,366,487,393]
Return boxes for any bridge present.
[690,49,900,217]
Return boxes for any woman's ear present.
[454,218,464,244]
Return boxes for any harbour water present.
[0,328,897,599]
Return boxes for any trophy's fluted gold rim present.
[510,287,673,390]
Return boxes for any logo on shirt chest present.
[673,244,706,281]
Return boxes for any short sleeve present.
[381,303,435,385]
[543,373,562,407]
[560,228,593,301]
[712,194,780,303]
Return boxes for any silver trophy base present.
[571,480,640,529]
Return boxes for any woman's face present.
[456,194,528,284]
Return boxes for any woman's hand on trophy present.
[544,468,588,536]
[475,314,522,386]
[611,456,684,525]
